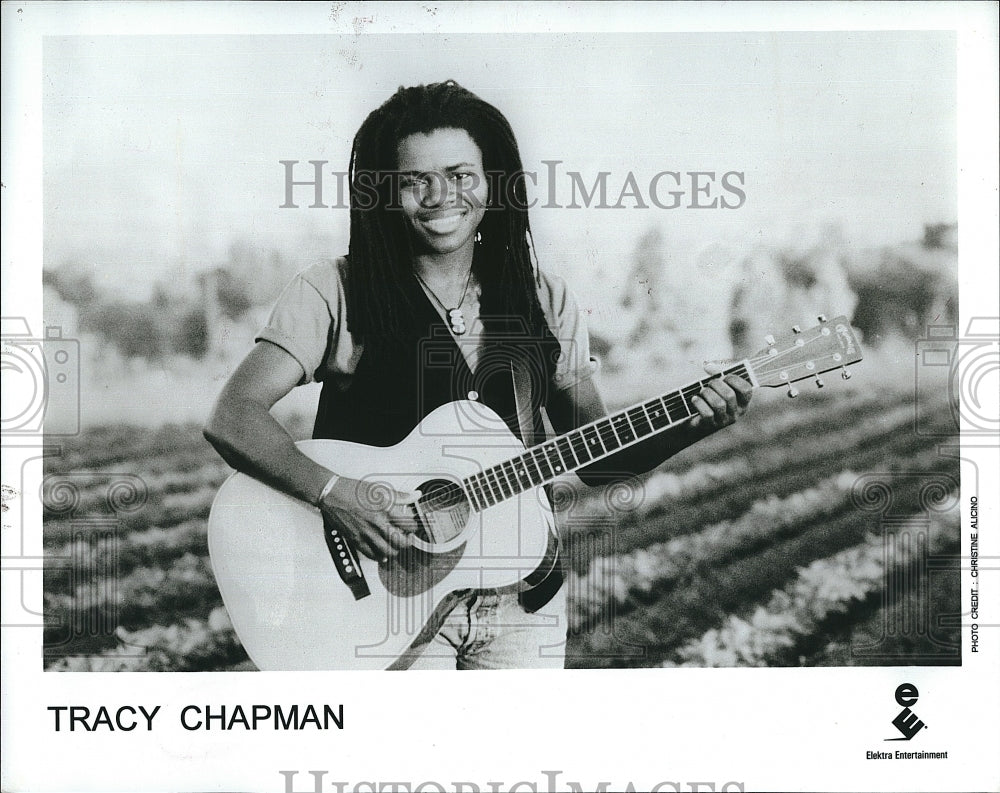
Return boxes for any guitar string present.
[423,362,755,512]
[419,349,849,513]
[420,354,829,513]
[424,359,763,510]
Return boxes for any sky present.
[42,31,957,308]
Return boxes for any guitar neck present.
[460,360,755,512]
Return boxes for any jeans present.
[405,586,568,670]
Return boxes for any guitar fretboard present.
[419,361,752,514]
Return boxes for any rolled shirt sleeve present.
[255,261,348,384]
[537,269,600,391]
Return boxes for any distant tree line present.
[44,241,297,362]
[44,266,260,362]
[848,223,958,345]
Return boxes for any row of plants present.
[43,387,958,670]
[566,454,959,667]
[665,493,959,666]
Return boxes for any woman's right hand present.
[317,476,421,562]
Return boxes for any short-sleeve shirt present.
[257,257,598,396]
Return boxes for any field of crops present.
[42,384,962,671]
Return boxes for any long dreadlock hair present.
[345,80,557,383]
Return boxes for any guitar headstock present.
[748,315,863,396]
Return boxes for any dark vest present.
[314,290,527,446]
[313,276,563,610]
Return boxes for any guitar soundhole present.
[413,478,471,545]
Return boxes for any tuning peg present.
[841,366,851,380]
[786,384,799,398]
[792,325,802,334]
[764,334,776,346]
[817,314,827,323]
[814,374,825,388]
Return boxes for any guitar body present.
[207,400,558,671]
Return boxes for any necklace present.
[414,267,475,335]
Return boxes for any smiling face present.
[395,127,488,257]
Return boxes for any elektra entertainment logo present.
[886,683,926,741]
[866,682,947,761]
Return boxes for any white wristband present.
[316,473,341,506]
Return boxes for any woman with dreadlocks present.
[205,81,751,669]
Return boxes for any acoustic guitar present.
[207,315,863,669]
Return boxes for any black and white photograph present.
[2,2,998,792]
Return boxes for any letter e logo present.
[886,683,926,741]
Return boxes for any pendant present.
[448,308,466,335]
